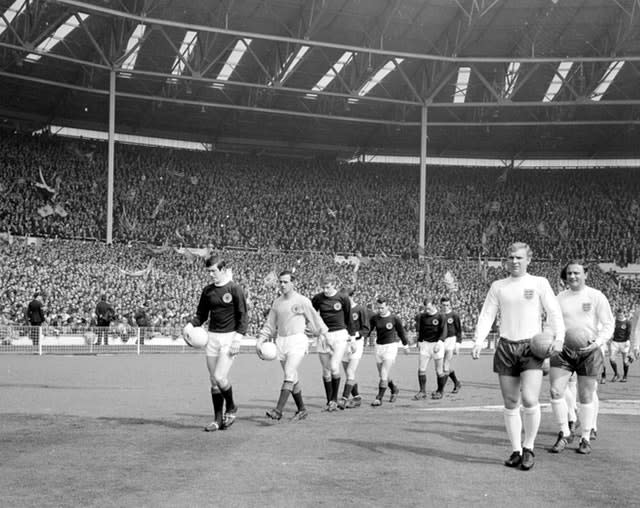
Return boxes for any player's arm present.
[472,284,499,358]
[395,317,409,351]
[230,285,249,355]
[256,307,277,359]
[192,288,209,327]
[303,298,329,343]
[594,294,615,348]
[540,280,565,352]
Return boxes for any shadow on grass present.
[330,437,498,465]
[96,416,203,430]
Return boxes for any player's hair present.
[278,269,295,281]
[205,256,227,270]
[423,296,436,306]
[33,292,40,299]
[508,242,532,258]
[440,296,451,304]
[376,296,388,305]
[560,259,588,281]
[348,288,356,297]
[321,274,338,285]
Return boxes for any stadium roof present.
[1,0,639,160]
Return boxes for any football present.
[259,341,278,361]
[184,326,209,349]
[564,327,591,351]
[529,331,554,359]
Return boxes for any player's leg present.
[609,342,620,381]
[431,342,447,399]
[341,340,363,408]
[499,374,524,465]
[443,337,461,392]
[414,342,429,400]
[210,334,238,427]
[565,373,578,440]
[548,366,572,453]
[576,375,598,454]
[328,332,348,409]
[205,353,225,432]
[318,351,333,409]
[519,368,543,470]
[621,342,631,381]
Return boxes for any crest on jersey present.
[620,323,627,330]
[524,289,534,299]
[385,322,393,330]
[291,304,303,314]
[333,302,342,311]
[447,317,454,324]
[222,293,232,304]
[352,312,359,321]
[582,303,592,312]
[433,319,439,325]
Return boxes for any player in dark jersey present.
[414,297,447,400]
[609,309,632,382]
[366,297,408,406]
[441,296,463,393]
[184,256,248,432]
[311,274,355,411]
[337,289,370,409]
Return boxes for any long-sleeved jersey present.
[312,290,355,335]
[368,313,408,346]
[443,311,463,342]
[612,318,632,343]
[259,291,328,339]
[416,312,447,343]
[474,273,565,344]
[350,303,371,339]
[557,286,614,347]
[192,281,248,334]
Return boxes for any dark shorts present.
[493,337,544,376]
[549,346,604,377]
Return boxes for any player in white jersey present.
[549,260,614,456]
[257,270,328,421]
[472,242,565,471]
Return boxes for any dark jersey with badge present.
[350,303,371,339]
[193,281,248,334]
[312,290,354,334]
[612,319,631,342]
[416,312,447,343]
[368,313,408,345]
[443,311,463,342]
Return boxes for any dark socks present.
[220,385,236,413]
[418,372,426,392]
[292,383,305,411]
[323,378,332,403]
[331,375,341,402]
[210,388,224,426]
[449,370,459,384]
[351,383,359,397]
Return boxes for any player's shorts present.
[275,333,309,361]
[493,337,543,376]
[549,345,604,377]
[343,339,364,362]
[317,329,348,354]
[444,336,458,352]
[205,331,239,357]
[375,342,399,363]
[418,340,445,360]
[609,340,630,357]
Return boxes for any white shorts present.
[444,336,458,352]
[418,341,445,360]
[343,339,364,362]
[317,329,348,354]
[205,331,239,357]
[276,333,309,361]
[375,342,398,363]
[609,340,630,357]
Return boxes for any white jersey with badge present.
[557,286,614,346]
[474,273,565,344]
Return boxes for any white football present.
[185,327,209,349]
[259,341,278,361]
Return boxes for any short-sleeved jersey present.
[193,281,248,334]
[475,273,565,344]
[259,291,328,339]
[350,303,371,339]
[443,311,463,342]
[368,313,407,346]
[416,312,447,343]
[311,290,354,334]
[613,319,632,342]
[557,286,614,346]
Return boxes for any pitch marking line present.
[417,399,640,416]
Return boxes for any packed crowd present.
[1,132,640,262]
[0,239,636,336]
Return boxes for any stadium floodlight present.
[0,0,26,38]
[543,61,573,102]
[589,60,625,101]
[25,13,89,62]
[305,51,354,100]
[503,61,520,99]
[119,23,147,77]
[453,66,471,103]
[167,30,198,84]
[269,45,310,86]
[212,38,252,89]
[357,58,404,97]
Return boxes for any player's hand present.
[229,335,242,356]
[433,342,441,354]
[182,322,194,338]
[401,344,409,355]
[578,339,598,354]
[348,340,357,354]
[255,337,265,359]
[471,343,482,359]
[454,343,460,356]
[318,334,330,351]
